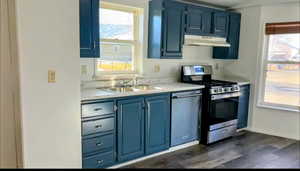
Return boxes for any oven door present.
[209,92,240,130]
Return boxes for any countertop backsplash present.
[81,46,230,89]
[81,76,179,89]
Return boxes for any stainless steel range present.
[181,65,241,145]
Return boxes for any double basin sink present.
[98,85,162,93]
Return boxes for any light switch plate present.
[48,70,56,83]
[154,64,160,73]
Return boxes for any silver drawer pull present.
[96,142,103,146]
[94,108,103,111]
[95,125,102,129]
[97,160,104,164]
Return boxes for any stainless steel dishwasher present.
[171,90,202,147]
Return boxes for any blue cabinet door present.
[148,0,164,59]
[186,6,212,36]
[227,13,241,59]
[145,94,170,155]
[213,12,241,59]
[80,0,100,58]
[238,85,250,129]
[212,11,229,38]
[161,1,186,59]
[117,98,145,162]
[148,0,185,59]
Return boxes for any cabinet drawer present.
[82,102,114,118]
[83,151,114,168]
[82,134,114,154]
[82,118,114,136]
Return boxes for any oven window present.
[210,97,239,124]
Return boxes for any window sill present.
[257,103,300,113]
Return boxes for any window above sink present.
[96,2,143,75]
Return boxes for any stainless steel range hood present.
[184,35,231,47]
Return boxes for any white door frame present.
[0,0,23,168]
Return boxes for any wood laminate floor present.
[123,131,300,169]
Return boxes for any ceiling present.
[184,0,300,9]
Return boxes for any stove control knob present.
[233,86,240,91]
[218,88,223,93]
[222,88,226,93]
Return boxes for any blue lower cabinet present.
[237,85,250,129]
[81,100,117,169]
[82,117,115,136]
[83,151,115,168]
[82,134,114,154]
[82,94,172,167]
[145,95,171,155]
[117,98,145,162]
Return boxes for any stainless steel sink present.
[105,87,136,93]
[132,85,159,91]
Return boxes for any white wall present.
[16,0,82,168]
[224,2,300,140]
[81,0,225,82]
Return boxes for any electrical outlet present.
[81,65,88,75]
[48,70,56,83]
[154,64,160,73]
[215,63,220,70]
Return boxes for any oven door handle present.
[211,92,241,100]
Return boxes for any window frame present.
[95,2,141,75]
[258,34,300,112]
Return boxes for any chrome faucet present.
[119,79,133,87]
[119,77,139,87]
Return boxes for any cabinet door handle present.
[93,41,97,49]
[96,142,103,146]
[94,108,103,111]
[95,125,102,129]
[97,160,104,164]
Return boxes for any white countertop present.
[81,83,205,101]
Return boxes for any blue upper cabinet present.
[162,1,186,58]
[148,0,185,59]
[117,98,145,162]
[80,0,100,58]
[145,94,170,155]
[186,6,212,36]
[213,12,241,59]
[212,11,229,37]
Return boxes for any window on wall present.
[97,2,140,74]
[259,22,300,111]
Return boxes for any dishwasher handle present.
[172,94,202,99]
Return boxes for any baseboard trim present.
[109,141,199,169]
[248,128,300,141]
